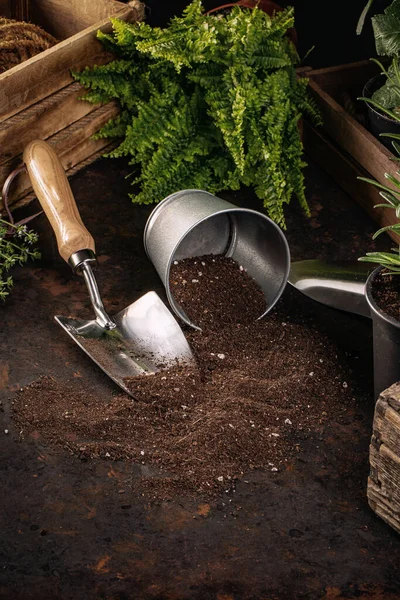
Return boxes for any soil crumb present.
[12,311,354,500]
[371,269,400,321]
[169,254,267,328]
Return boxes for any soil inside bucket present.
[371,269,400,321]
[169,254,267,328]
[12,255,355,501]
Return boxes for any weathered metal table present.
[1,157,400,600]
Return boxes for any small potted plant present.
[358,98,400,396]
[73,0,319,229]
[358,0,400,149]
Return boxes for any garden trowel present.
[23,140,195,396]
[288,259,375,318]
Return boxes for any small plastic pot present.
[363,74,400,152]
[365,267,400,398]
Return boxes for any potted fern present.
[73,0,320,229]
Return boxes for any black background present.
[142,0,389,68]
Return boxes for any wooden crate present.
[368,383,400,534]
[0,0,144,120]
[304,60,400,243]
[0,0,144,211]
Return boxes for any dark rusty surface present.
[1,157,400,600]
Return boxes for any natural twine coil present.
[0,18,58,74]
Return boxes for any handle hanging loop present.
[1,163,42,236]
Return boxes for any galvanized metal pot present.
[365,267,400,399]
[144,189,290,329]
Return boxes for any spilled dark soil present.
[12,255,355,500]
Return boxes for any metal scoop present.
[23,140,195,396]
[288,259,375,318]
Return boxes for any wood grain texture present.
[0,82,98,165]
[306,60,378,99]
[303,121,400,244]
[10,0,29,21]
[0,100,119,209]
[308,78,397,185]
[30,0,129,39]
[0,0,140,121]
[306,61,400,244]
[23,139,95,262]
[368,383,400,534]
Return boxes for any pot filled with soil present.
[144,189,290,329]
[288,260,400,398]
[365,266,400,398]
[362,74,400,151]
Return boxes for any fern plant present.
[74,0,320,228]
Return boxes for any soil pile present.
[12,255,354,500]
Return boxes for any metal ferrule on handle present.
[80,261,116,330]
[69,249,97,273]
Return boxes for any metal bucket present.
[144,189,290,329]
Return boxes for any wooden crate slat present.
[0,101,119,210]
[303,120,400,244]
[0,2,137,121]
[306,60,378,96]
[368,384,400,534]
[29,0,129,39]
[0,83,98,165]
[308,78,397,184]
[0,0,143,211]
[306,61,400,242]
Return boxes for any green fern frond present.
[73,0,319,228]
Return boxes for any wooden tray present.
[304,60,400,243]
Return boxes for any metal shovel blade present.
[288,259,375,318]
[55,291,195,396]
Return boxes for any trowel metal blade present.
[288,259,374,318]
[55,291,195,397]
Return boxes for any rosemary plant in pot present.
[73,0,320,229]
[359,122,400,397]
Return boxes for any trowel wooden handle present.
[23,140,95,263]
